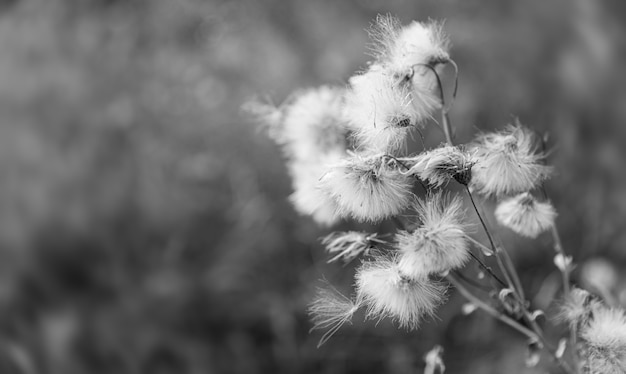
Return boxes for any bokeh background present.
[1,0,626,373]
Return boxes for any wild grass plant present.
[250,15,626,374]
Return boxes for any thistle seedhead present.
[557,287,602,331]
[247,86,354,226]
[320,153,413,223]
[345,17,451,155]
[470,122,553,197]
[343,66,431,154]
[287,159,341,226]
[494,192,557,238]
[368,15,450,73]
[580,307,626,374]
[407,145,474,187]
[356,255,446,330]
[247,86,349,162]
[396,192,470,278]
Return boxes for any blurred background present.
[0,0,625,373]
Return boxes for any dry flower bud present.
[424,345,446,374]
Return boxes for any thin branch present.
[431,65,576,374]
[468,249,507,288]
[467,236,494,256]
[499,245,526,302]
[550,224,570,295]
[448,274,575,374]
[446,273,537,340]
[465,187,518,293]
[417,63,453,145]
[454,270,492,292]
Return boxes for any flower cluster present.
[249,16,450,225]
[310,192,467,340]
[254,14,626,373]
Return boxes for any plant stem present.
[442,112,453,145]
[550,221,577,368]
[446,273,536,340]
[433,68,521,297]
[467,236,494,256]
[542,184,576,366]
[539,137,571,296]
[448,273,576,374]
[550,224,570,295]
[436,70,575,373]
[465,187,520,295]
[467,246,507,288]
[499,244,526,302]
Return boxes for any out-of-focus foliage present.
[0,0,625,373]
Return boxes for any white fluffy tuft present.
[407,145,473,187]
[470,123,553,197]
[309,284,361,347]
[495,192,556,238]
[281,86,349,162]
[345,17,450,154]
[396,193,469,278]
[558,288,599,330]
[287,159,340,226]
[581,307,626,374]
[248,86,352,226]
[344,66,434,154]
[368,15,450,71]
[356,255,446,329]
[320,154,413,223]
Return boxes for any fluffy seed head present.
[581,307,626,374]
[396,193,469,278]
[248,87,352,226]
[287,159,340,226]
[344,66,433,153]
[320,154,413,223]
[558,288,600,330]
[322,231,385,263]
[368,15,450,72]
[582,308,626,349]
[248,86,349,162]
[308,284,361,347]
[583,354,626,374]
[495,192,557,238]
[470,123,553,197]
[356,255,446,329]
[345,16,451,154]
[581,258,619,296]
[408,145,474,187]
